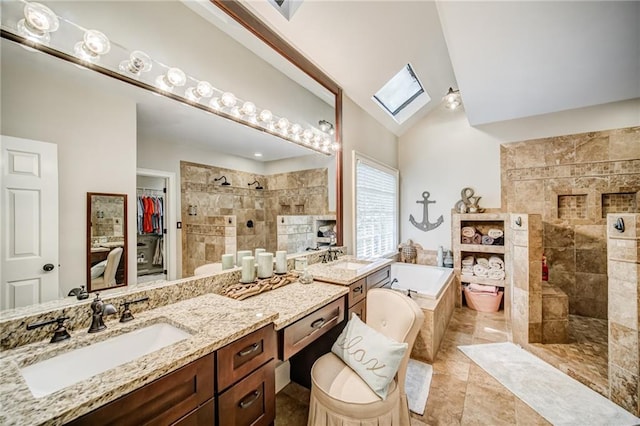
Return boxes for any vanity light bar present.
[2,0,339,155]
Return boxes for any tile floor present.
[275,307,610,425]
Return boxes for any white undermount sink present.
[20,323,191,398]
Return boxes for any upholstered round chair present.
[307,288,425,426]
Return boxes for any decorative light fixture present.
[443,87,462,110]
[214,176,231,186]
[248,180,263,190]
[16,2,59,43]
[185,80,214,102]
[74,29,110,62]
[318,120,334,135]
[3,0,340,155]
[119,50,152,76]
[155,67,187,92]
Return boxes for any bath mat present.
[405,359,432,415]
[458,342,640,426]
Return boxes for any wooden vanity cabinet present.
[217,325,277,426]
[279,296,345,361]
[66,325,277,426]
[346,265,391,322]
[66,353,215,426]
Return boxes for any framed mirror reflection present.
[87,193,127,292]
[0,0,342,314]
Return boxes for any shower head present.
[248,180,263,190]
[214,176,230,186]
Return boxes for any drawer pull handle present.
[353,286,363,293]
[239,390,262,409]
[238,342,260,357]
[311,318,325,329]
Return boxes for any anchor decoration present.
[410,191,444,232]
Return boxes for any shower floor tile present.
[526,315,609,397]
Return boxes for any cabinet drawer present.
[348,278,366,307]
[67,353,214,426]
[218,359,275,426]
[280,296,345,360]
[367,266,390,290]
[217,324,276,392]
[348,298,366,322]
[173,398,215,426]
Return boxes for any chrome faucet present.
[88,293,117,333]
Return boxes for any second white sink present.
[20,323,191,398]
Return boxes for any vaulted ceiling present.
[242,0,640,135]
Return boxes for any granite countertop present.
[306,256,394,285]
[240,281,349,330]
[0,281,347,426]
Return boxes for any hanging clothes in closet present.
[137,194,164,235]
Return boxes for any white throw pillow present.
[91,260,107,279]
[331,313,408,399]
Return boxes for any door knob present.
[43,263,55,272]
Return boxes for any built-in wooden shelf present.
[460,244,505,254]
[460,275,505,287]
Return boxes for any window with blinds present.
[354,153,399,258]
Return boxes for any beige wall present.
[341,95,399,254]
[2,57,137,295]
[399,99,640,253]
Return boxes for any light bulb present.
[17,2,59,43]
[186,81,214,101]
[259,109,272,123]
[322,138,331,146]
[290,123,301,135]
[303,129,313,140]
[119,51,152,76]
[220,92,236,108]
[332,142,340,151]
[241,101,256,116]
[166,68,186,86]
[74,29,110,61]
[277,117,289,131]
[155,67,186,91]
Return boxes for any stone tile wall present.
[607,213,640,415]
[501,126,640,319]
[508,213,543,345]
[181,162,329,275]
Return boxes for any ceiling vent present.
[268,0,303,21]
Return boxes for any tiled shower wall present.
[181,162,329,275]
[501,126,640,319]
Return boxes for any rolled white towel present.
[473,264,489,277]
[488,228,504,239]
[469,283,498,293]
[461,226,477,238]
[476,257,490,268]
[462,266,474,275]
[488,269,506,281]
[462,255,475,266]
[489,256,504,270]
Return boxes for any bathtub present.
[390,263,453,300]
[389,262,456,363]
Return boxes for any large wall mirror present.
[0,0,342,311]
[87,193,128,292]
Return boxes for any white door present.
[1,135,59,310]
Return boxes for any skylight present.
[373,64,429,122]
